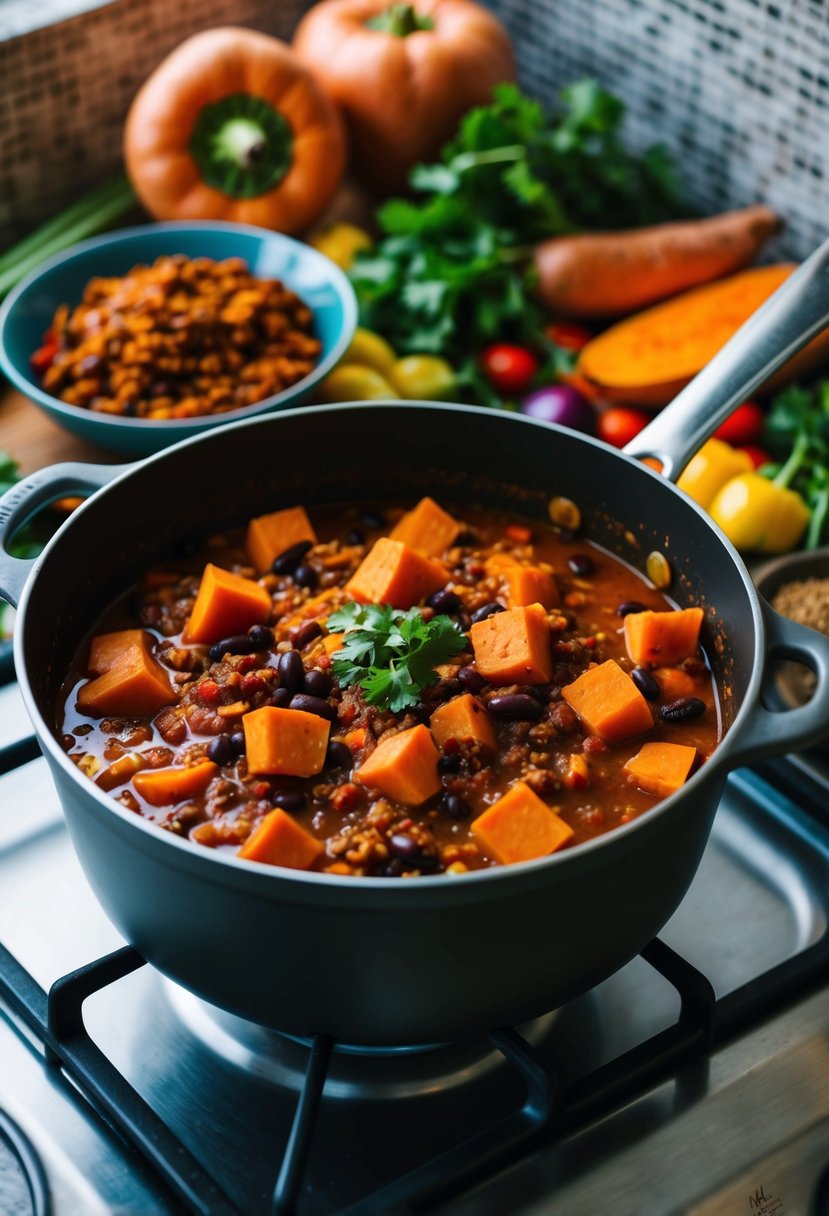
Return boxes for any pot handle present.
[725,599,829,768]
[0,461,131,608]
[624,234,829,480]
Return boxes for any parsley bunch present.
[762,381,829,549]
[329,603,466,712]
[350,81,682,379]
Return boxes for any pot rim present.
[13,400,766,895]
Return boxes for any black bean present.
[661,696,706,723]
[488,693,543,721]
[273,790,306,813]
[568,553,594,577]
[289,694,336,720]
[362,509,386,529]
[347,527,365,545]
[230,730,246,755]
[441,792,471,820]
[278,650,304,693]
[272,540,313,575]
[617,600,648,618]
[304,668,333,697]
[207,734,234,766]
[326,741,352,770]
[294,564,318,590]
[471,601,506,625]
[631,666,660,701]
[209,634,257,661]
[458,666,487,694]
[388,833,422,860]
[269,687,291,708]
[438,752,462,774]
[293,620,323,649]
[247,624,273,649]
[427,588,462,615]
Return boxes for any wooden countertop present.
[1,383,123,473]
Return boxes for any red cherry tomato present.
[713,400,765,446]
[597,407,650,449]
[545,322,592,352]
[736,444,772,470]
[480,344,540,395]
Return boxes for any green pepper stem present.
[806,484,829,549]
[366,3,434,35]
[773,430,810,490]
[189,95,293,200]
[215,118,267,169]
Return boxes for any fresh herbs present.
[329,603,466,712]
[762,381,829,549]
[350,81,682,374]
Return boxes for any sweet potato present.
[183,563,272,644]
[534,206,780,319]
[430,694,497,753]
[389,496,459,558]
[505,565,559,609]
[77,629,175,717]
[237,808,324,870]
[471,782,573,864]
[355,724,440,806]
[133,759,218,807]
[562,659,653,743]
[346,538,447,609]
[624,608,703,667]
[246,506,317,573]
[577,264,829,406]
[624,741,697,799]
[469,603,552,685]
[244,705,330,777]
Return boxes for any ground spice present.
[770,576,829,700]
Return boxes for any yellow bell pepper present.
[708,473,810,553]
[340,328,397,375]
[676,439,753,509]
[317,364,398,402]
[309,222,372,270]
[388,355,456,401]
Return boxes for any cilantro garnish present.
[329,603,467,712]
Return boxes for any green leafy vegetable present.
[329,603,466,712]
[762,381,829,549]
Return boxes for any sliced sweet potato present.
[471,782,573,864]
[237,808,324,869]
[389,496,459,557]
[470,603,552,685]
[624,741,697,799]
[624,608,704,667]
[183,563,272,644]
[77,629,174,717]
[355,724,440,805]
[345,538,447,609]
[505,565,559,609]
[244,705,330,777]
[133,759,218,807]
[562,659,653,743]
[430,694,497,753]
[246,506,317,572]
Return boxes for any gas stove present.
[2,660,829,1216]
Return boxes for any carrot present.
[237,808,324,870]
[561,659,653,743]
[576,264,829,406]
[504,565,559,609]
[183,563,272,644]
[133,760,218,807]
[78,629,174,717]
[389,496,459,558]
[624,742,697,799]
[244,705,331,777]
[624,608,703,667]
[355,724,440,806]
[346,538,447,609]
[430,694,497,753]
[471,782,573,864]
[469,603,552,685]
[534,206,780,319]
[246,506,317,572]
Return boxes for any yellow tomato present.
[309,222,372,270]
[317,364,399,402]
[340,328,397,375]
[389,355,456,401]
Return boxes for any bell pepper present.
[339,327,397,375]
[709,472,810,553]
[310,223,372,271]
[676,438,753,510]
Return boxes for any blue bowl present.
[0,221,358,456]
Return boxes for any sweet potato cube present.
[505,565,560,609]
[355,724,440,805]
[624,742,697,799]
[133,760,218,807]
[246,506,317,572]
[471,782,573,865]
[624,608,704,667]
[77,629,174,717]
[430,694,497,753]
[470,603,552,685]
[244,706,330,777]
[237,808,324,870]
[562,659,653,744]
[390,496,459,557]
[183,563,272,644]
[345,538,447,609]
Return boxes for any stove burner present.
[0,1110,49,1216]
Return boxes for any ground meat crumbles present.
[58,498,720,877]
[35,254,321,419]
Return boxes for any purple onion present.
[520,384,596,435]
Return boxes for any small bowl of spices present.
[755,547,829,722]
[0,221,357,456]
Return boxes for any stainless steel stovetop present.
[2,671,829,1216]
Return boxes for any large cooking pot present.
[2,246,829,1046]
